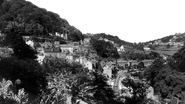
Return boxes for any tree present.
[144,58,165,86]
[2,26,37,60]
[0,56,47,94]
[67,26,84,42]
[43,58,91,104]
[88,72,117,104]
[143,55,185,100]
[0,79,29,104]
[137,61,145,70]
[90,38,120,59]
[0,0,81,41]
[42,58,119,104]
[172,46,185,72]
[149,51,160,59]
[121,78,148,104]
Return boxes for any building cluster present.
[152,36,184,47]
[22,36,97,70]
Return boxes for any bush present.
[0,56,47,94]
[0,79,28,104]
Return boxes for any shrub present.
[0,79,28,104]
[0,56,47,94]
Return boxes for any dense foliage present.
[120,51,160,61]
[42,58,119,104]
[0,56,47,94]
[0,79,28,104]
[0,0,83,41]
[121,78,148,104]
[172,46,185,72]
[90,38,120,59]
[90,33,149,51]
[144,47,185,100]
[3,27,38,59]
[91,33,133,46]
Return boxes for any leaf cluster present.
[90,38,120,59]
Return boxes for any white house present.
[26,40,34,48]
[84,61,93,70]
[36,47,45,64]
[75,56,93,70]
[117,45,125,52]
[103,65,112,79]
[60,44,73,54]
[143,46,150,51]
[55,32,68,39]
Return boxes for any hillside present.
[87,33,134,47]
[143,33,185,56]
[87,32,185,56]
[144,33,185,46]
[0,0,83,42]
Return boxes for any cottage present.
[60,44,73,54]
[143,46,150,51]
[44,47,65,59]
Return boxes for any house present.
[124,45,133,52]
[60,44,73,54]
[37,45,73,63]
[84,61,93,70]
[73,42,80,46]
[66,55,73,62]
[54,41,60,47]
[41,41,53,48]
[26,40,34,48]
[44,47,66,59]
[117,45,125,52]
[55,32,68,39]
[22,36,35,48]
[143,46,150,51]
[75,56,93,70]
[117,45,133,52]
[36,47,45,64]
[22,36,32,41]
[103,65,113,79]
[83,38,91,45]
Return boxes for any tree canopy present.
[42,58,119,104]
[0,0,83,41]
[90,38,120,59]
[172,46,185,72]
[143,53,185,100]
[0,56,47,94]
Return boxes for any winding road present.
[113,70,129,91]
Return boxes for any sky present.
[27,0,185,43]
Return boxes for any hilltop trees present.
[67,26,84,42]
[90,38,120,59]
[91,33,134,47]
[0,0,83,41]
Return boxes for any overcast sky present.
[27,0,185,43]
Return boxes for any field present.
[153,45,181,56]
